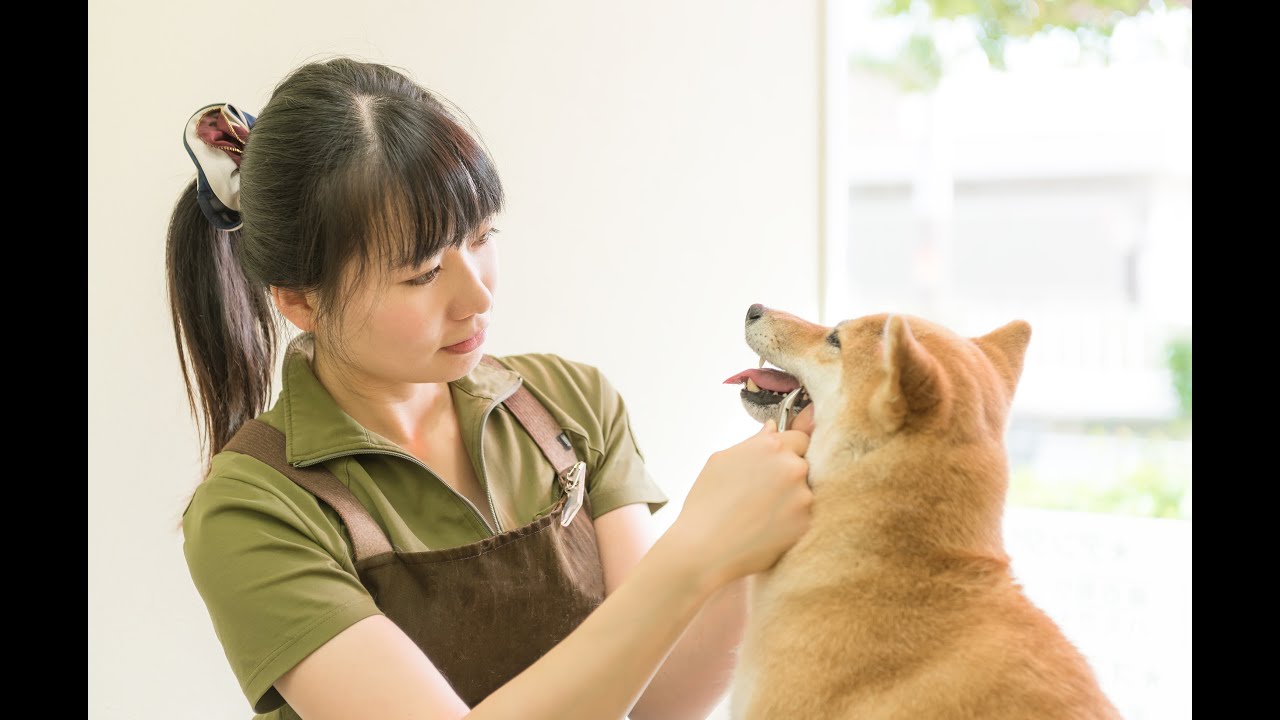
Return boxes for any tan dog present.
[723,307,1121,719]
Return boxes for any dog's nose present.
[746,303,765,322]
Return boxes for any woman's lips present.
[443,328,486,353]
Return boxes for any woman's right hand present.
[669,415,814,588]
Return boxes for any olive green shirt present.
[182,332,669,718]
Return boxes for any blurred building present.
[846,63,1191,425]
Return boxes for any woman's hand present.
[788,403,815,436]
[668,413,815,589]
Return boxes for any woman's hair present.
[166,56,505,487]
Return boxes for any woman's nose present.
[450,248,493,314]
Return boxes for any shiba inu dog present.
[721,305,1121,719]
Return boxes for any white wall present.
[88,1,820,717]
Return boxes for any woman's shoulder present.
[180,411,318,530]
[493,351,601,390]
[181,454,296,524]
[493,353,668,517]
[489,352,624,418]
[180,433,357,582]
[488,352,640,446]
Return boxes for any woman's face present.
[327,220,499,386]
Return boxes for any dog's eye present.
[827,331,840,348]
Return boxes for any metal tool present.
[559,461,586,526]
[776,387,805,432]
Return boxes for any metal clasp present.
[559,461,587,527]
[559,461,585,493]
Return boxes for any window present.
[834,1,1190,718]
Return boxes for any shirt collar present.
[274,331,527,466]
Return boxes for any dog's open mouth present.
[722,360,812,414]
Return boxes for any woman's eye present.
[407,229,498,286]
[408,268,440,286]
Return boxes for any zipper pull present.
[559,461,586,527]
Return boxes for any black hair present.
[166,56,505,498]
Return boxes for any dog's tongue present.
[722,367,801,393]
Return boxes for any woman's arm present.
[596,503,750,720]
[276,524,720,720]
[631,576,750,720]
[279,412,815,719]
[610,408,816,719]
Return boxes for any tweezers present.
[776,387,805,432]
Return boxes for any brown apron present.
[223,355,607,712]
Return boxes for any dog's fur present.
[729,309,1121,719]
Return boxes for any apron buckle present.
[559,461,586,527]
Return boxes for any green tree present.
[858,0,1193,92]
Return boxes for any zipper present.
[291,376,524,537]
[294,446,499,536]
[475,376,523,533]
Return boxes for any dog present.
[722,306,1122,719]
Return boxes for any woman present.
[170,56,815,720]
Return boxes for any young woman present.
[169,56,815,720]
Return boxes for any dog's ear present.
[972,319,1032,400]
[870,315,947,434]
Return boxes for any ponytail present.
[166,179,279,489]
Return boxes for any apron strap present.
[221,356,587,562]
[223,419,395,563]
[479,355,583,479]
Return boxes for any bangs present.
[309,107,505,295]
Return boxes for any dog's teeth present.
[745,378,761,392]
[758,355,766,368]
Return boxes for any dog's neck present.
[806,432,1011,574]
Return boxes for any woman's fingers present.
[790,403,815,437]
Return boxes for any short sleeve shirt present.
[181,331,670,718]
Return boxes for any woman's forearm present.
[629,575,751,720]
[466,527,723,720]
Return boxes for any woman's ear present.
[270,285,317,332]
